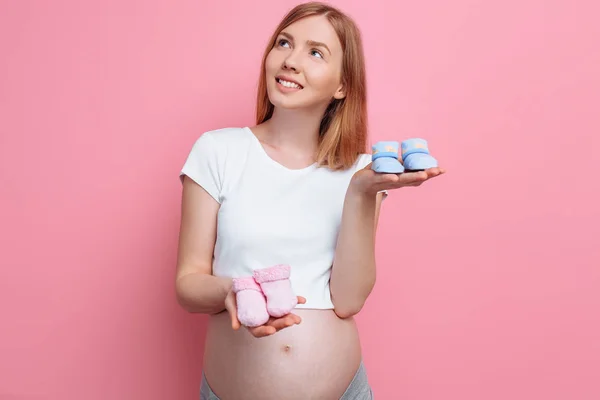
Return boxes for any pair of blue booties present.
[371,138,438,174]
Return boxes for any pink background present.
[1,0,599,399]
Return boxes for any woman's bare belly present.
[203,309,363,400]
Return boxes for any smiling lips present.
[276,76,303,90]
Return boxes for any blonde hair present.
[256,2,368,170]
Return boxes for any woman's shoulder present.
[182,126,253,168]
[187,126,255,158]
[198,126,252,144]
[180,127,254,196]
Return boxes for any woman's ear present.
[333,83,346,100]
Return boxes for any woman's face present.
[265,15,345,111]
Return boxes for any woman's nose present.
[283,53,300,72]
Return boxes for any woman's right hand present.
[224,288,306,338]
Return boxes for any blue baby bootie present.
[371,141,405,174]
[401,138,438,171]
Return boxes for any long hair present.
[256,2,368,170]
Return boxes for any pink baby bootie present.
[232,277,270,327]
[253,265,298,318]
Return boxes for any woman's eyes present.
[278,39,324,59]
[310,50,323,59]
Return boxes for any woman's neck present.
[261,106,325,156]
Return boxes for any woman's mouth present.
[276,77,303,91]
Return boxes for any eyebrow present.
[279,31,331,55]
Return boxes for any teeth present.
[278,79,301,89]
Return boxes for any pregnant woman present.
[175,2,444,399]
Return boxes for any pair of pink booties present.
[232,264,298,327]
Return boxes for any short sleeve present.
[355,153,372,170]
[179,133,223,203]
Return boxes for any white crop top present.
[179,126,374,309]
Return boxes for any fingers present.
[424,167,445,178]
[246,315,299,338]
[373,172,400,185]
[371,171,423,190]
[248,325,277,338]
[376,167,445,190]
[403,171,429,187]
[224,290,241,330]
[245,309,304,338]
[269,314,301,330]
[231,312,241,330]
[243,295,307,338]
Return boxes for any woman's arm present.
[329,185,385,319]
[329,161,443,319]
[175,176,231,314]
[176,176,305,338]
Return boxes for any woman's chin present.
[268,96,307,111]
[269,96,330,113]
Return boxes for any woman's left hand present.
[349,163,445,195]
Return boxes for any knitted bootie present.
[401,138,438,171]
[232,277,270,327]
[253,265,298,318]
[371,141,405,174]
